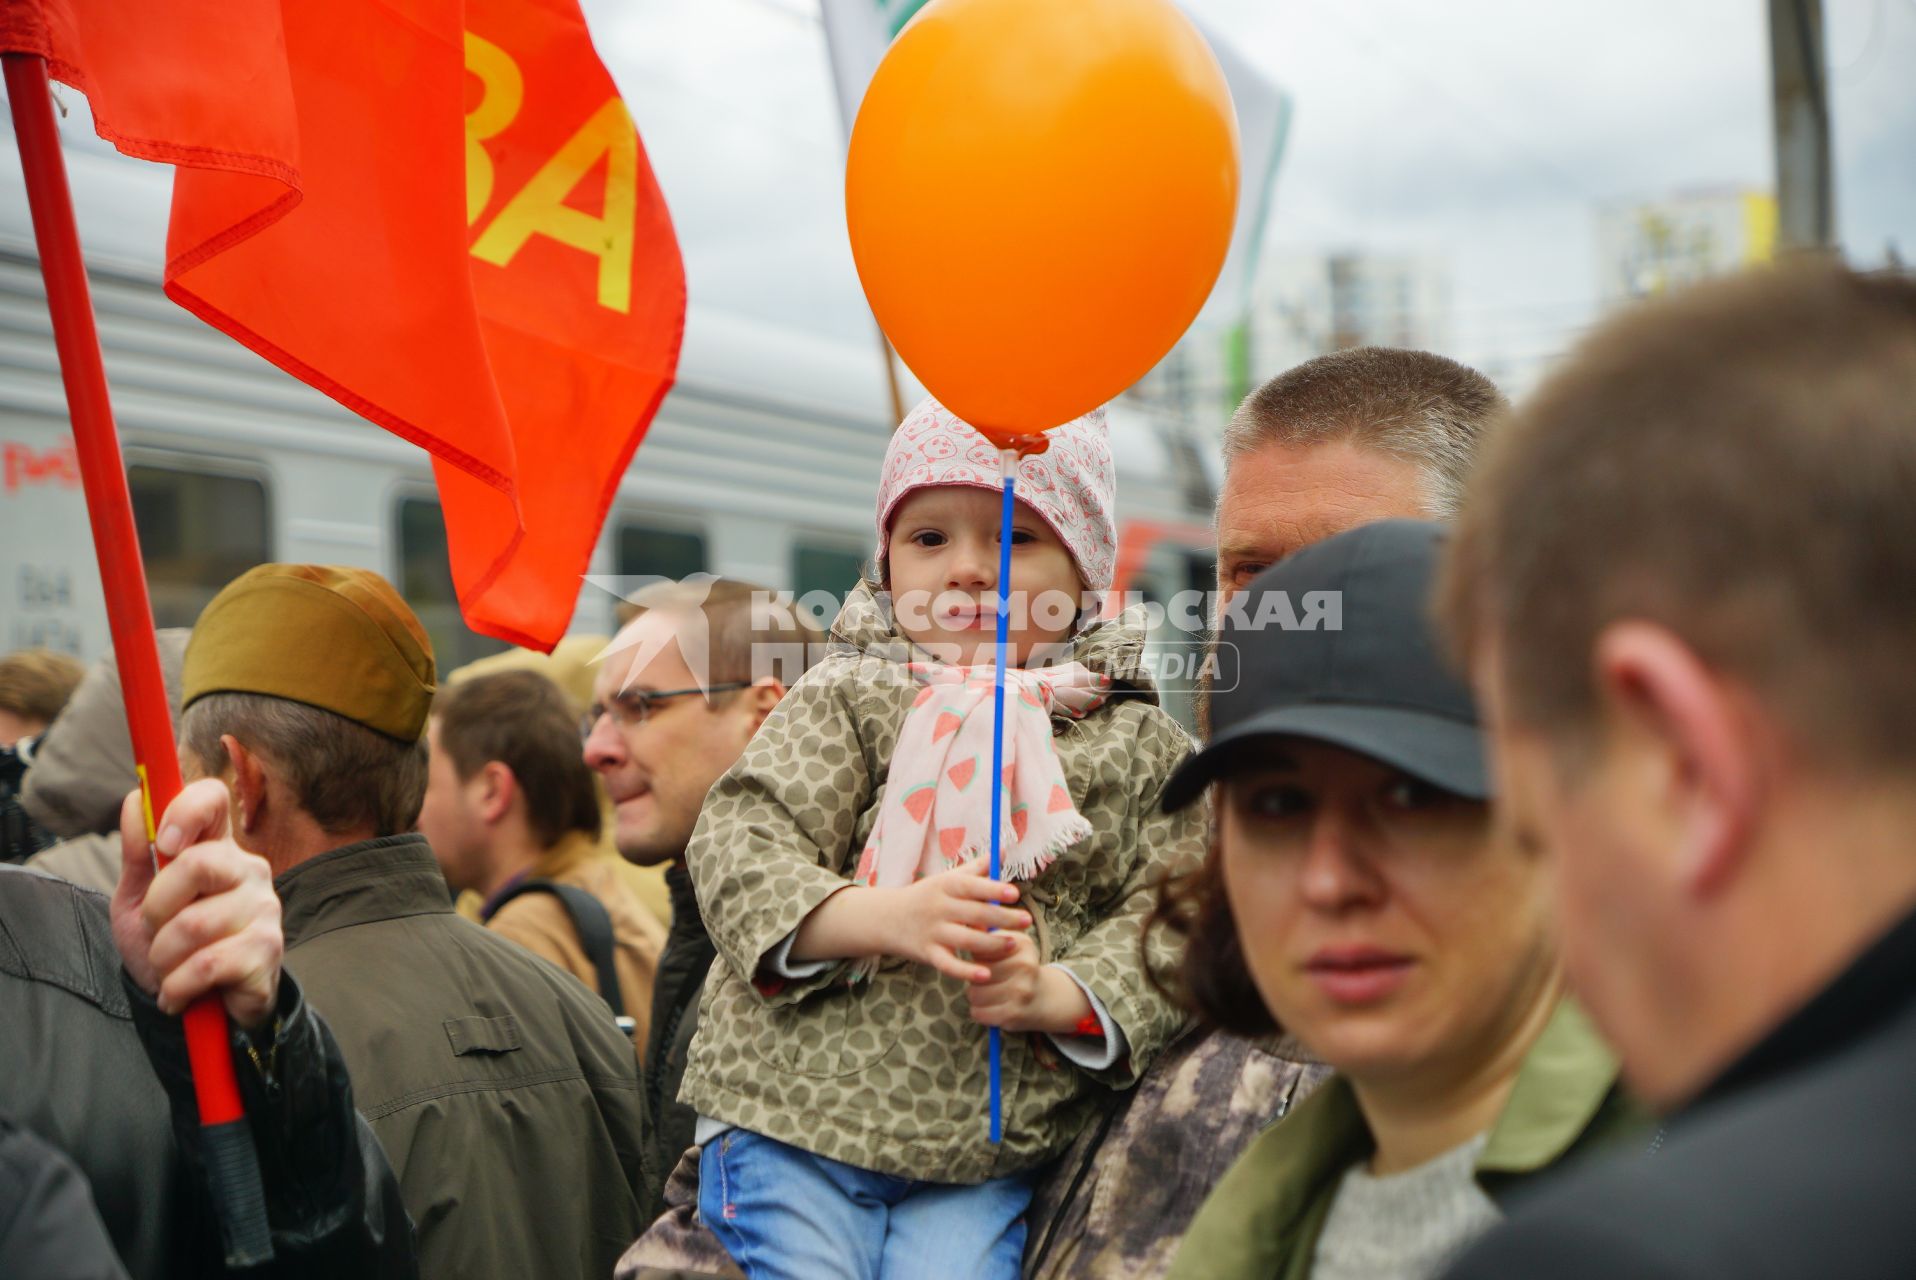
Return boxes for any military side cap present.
[183,565,437,742]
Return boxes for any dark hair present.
[180,692,428,838]
[1146,825,1280,1038]
[432,670,601,848]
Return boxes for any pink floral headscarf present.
[874,398,1118,613]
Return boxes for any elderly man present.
[177,564,646,1280]
[1440,266,1916,1277]
[583,577,822,1227]
[1021,347,1509,1280]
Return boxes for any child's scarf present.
[856,660,1111,893]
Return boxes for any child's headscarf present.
[874,398,1118,616]
[857,399,1121,901]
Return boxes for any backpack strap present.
[486,879,631,1033]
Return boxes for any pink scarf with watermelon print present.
[855,660,1112,894]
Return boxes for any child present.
[680,399,1205,1279]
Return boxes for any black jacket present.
[1446,904,1916,1279]
[0,1116,129,1279]
[639,862,716,1221]
[1,740,57,863]
[0,865,416,1278]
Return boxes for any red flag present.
[446,0,685,646]
[3,0,685,650]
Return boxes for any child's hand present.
[887,856,1031,984]
[967,932,1095,1035]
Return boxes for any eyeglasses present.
[580,682,751,739]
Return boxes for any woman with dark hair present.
[1155,520,1649,1280]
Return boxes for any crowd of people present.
[3,261,1914,1279]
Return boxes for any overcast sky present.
[5,0,1910,404]
[584,0,1915,391]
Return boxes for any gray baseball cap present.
[1162,519,1487,812]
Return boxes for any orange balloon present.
[847,0,1239,445]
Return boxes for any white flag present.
[820,0,1290,322]
[820,0,933,136]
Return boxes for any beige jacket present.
[487,831,667,1052]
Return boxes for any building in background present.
[1127,248,1454,434]
[1322,252,1452,352]
[1597,186,1778,303]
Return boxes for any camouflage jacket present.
[680,583,1207,1183]
[1023,1029,1331,1278]
[618,1031,1330,1280]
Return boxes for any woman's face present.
[1219,739,1557,1089]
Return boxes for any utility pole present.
[1768,0,1834,253]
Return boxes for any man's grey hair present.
[179,692,428,838]
[1221,347,1508,518]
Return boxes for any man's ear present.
[742,678,787,734]
[1592,621,1759,900]
[222,733,269,838]
[476,761,516,826]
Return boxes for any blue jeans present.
[699,1129,1036,1280]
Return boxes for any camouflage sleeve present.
[1049,712,1205,1088]
[683,661,873,1008]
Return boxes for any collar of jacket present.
[1183,997,1621,1278]
[275,833,453,948]
[664,861,705,941]
[1691,901,1916,1115]
[532,829,598,881]
[476,831,600,919]
[826,580,1160,703]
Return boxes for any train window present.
[395,496,507,672]
[616,523,706,583]
[128,465,271,628]
[793,542,867,618]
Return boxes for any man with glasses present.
[583,577,823,1224]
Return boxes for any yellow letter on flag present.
[470,97,637,313]
[464,33,524,225]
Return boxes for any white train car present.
[0,136,1219,722]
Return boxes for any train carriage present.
[0,143,1219,727]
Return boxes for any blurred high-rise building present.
[1597,187,1778,303]
[1127,249,1453,438]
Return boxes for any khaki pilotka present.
[183,565,647,1280]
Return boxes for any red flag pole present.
[4,52,272,1265]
